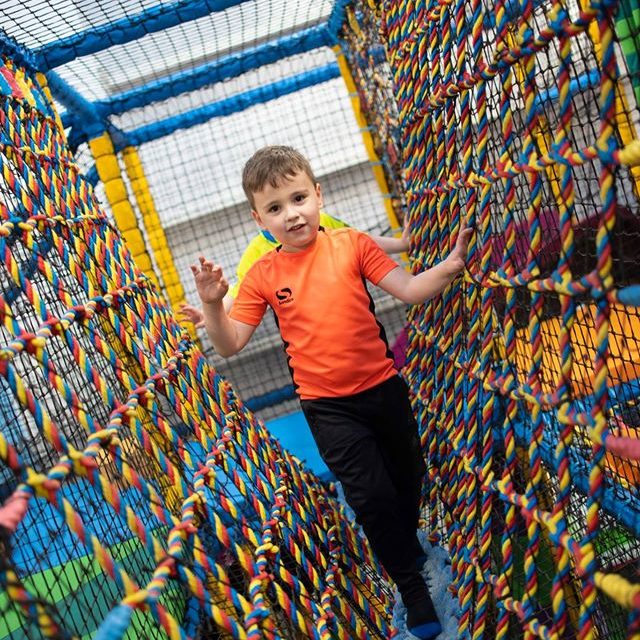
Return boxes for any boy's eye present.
[268,205,280,213]
[294,194,306,202]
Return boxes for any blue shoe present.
[407,620,442,640]
[406,598,442,640]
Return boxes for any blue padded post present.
[0,31,39,71]
[326,0,353,43]
[47,71,130,150]
[45,70,105,138]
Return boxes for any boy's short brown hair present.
[242,146,316,208]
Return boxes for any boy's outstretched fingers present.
[198,256,214,271]
[191,257,221,277]
[179,303,206,328]
[458,226,473,250]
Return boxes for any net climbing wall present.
[345,0,640,638]
[0,2,406,639]
[0,0,640,639]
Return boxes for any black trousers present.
[301,375,429,605]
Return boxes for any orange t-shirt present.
[229,227,400,400]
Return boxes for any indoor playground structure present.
[0,0,639,638]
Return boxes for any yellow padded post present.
[121,146,197,339]
[333,44,406,257]
[88,132,157,287]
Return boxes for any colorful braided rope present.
[375,0,640,637]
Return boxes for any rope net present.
[343,0,640,637]
[0,0,639,638]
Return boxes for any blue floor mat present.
[265,410,333,481]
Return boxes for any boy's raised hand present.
[190,257,229,304]
[447,226,473,273]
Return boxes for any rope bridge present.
[0,0,640,638]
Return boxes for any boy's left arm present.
[377,227,472,304]
[370,218,410,255]
[370,233,408,254]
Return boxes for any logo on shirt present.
[275,287,294,305]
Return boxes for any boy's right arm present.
[202,301,256,357]
[191,257,256,357]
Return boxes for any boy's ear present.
[251,209,265,228]
[315,182,323,207]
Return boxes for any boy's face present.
[251,171,323,253]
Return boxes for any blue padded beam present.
[100,24,332,116]
[34,0,251,70]
[483,0,546,28]
[245,385,296,412]
[619,284,640,307]
[127,62,340,147]
[534,68,600,110]
[45,70,104,137]
[514,406,640,541]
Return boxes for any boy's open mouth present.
[289,224,305,231]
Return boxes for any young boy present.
[191,146,471,639]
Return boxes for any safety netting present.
[0,0,640,638]
[346,0,640,637]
